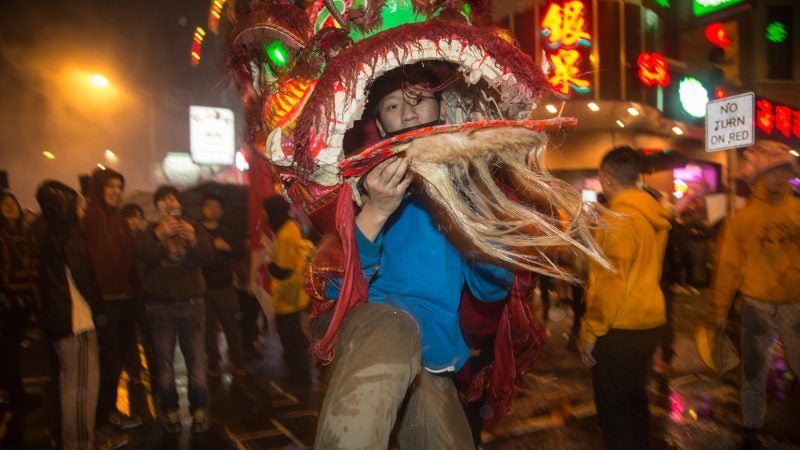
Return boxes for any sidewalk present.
[483,289,800,450]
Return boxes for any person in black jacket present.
[199,193,247,376]
[136,185,214,433]
[0,190,40,448]
[36,180,106,450]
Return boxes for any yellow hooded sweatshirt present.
[712,180,800,319]
[581,188,671,342]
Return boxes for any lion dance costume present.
[228,0,609,433]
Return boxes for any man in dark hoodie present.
[36,180,106,450]
[83,168,143,431]
[199,192,247,377]
[136,185,214,433]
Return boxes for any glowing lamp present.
[264,40,290,69]
[678,76,709,119]
[673,179,689,199]
[705,23,731,49]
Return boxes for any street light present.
[87,73,157,169]
[89,74,110,88]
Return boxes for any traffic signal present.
[704,21,741,89]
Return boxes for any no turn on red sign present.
[705,92,755,152]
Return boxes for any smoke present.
[0,0,164,207]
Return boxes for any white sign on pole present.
[705,92,754,152]
[189,106,236,165]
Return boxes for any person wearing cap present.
[711,140,800,449]
[136,185,214,433]
[312,65,514,450]
[578,146,671,450]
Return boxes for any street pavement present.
[10,288,800,449]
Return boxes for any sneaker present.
[164,410,182,433]
[93,437,113,450]
[94,430,128,449]
[191,409,209,433]
[93,430,129,450]
[108,410,142,430]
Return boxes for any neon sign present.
[541,0,593,96]
[191,27,206,67]
[637,52,670,88]
[692,0,746,17]
[756,98,800,140]
[705,23,731,49]
[208,0,228,34]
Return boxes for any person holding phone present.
[136,185,214,433]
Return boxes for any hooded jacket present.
[581,188,671,342]
[1,191,38,304]
[35,181,105,340]
[713,179,800,317]
[83,168,138,299]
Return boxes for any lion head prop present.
[229,0,608,278]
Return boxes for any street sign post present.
[705,92,754,152]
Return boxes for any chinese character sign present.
[755,98,800,144]
[637,52,671,88]
[541,0,593,96]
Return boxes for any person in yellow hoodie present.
[261,195,315,392]
[579,146,671,450]
[712,140,800,450]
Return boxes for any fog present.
[0,0,225,208]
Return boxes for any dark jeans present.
[0,307,26,406]
[129,299,158,382]
[275,311,310,386]
[145,298,208,412]
[97,298,138,418]
[659,284,675,365]
[236,288,262,352]
[204,285,246,369]
[592,327,661,450]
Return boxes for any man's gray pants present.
[314,303,475,450]
[740,297,800,429]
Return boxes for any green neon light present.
[692,0,745,17]
[463,3,471,16]
[766,21,788,44]
[678,76,709,118]
[264,40,290,69]
[655,0,670,8]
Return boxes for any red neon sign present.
[541,0,593,96]
[704,22,731,49]
[637,52,670,88]
[756,98,800,140]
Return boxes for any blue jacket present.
[327,195,513,372]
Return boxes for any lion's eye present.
[264,39,293,72]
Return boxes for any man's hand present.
[259,233,276,263]
[356,156,413,242]
[155,216,182,243]
[178,220,196,246]
[712,307,728,329]
[579,338,597,367]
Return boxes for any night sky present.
[0,0,240,207]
